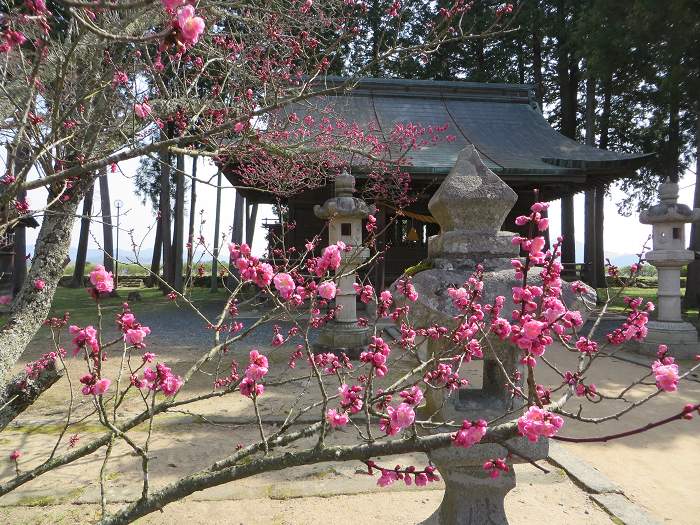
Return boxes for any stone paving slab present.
[591,493,663,525]
[548,441,623,494]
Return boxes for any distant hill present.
[33,242,641,267]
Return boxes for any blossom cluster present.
[517,406,564,442]
[118,306,151,348]
[240,350,268,398]
[132,363,183,397]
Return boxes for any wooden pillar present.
[594,185,606,287]
[232,192,244,245]
[374,204,387,291]
[98,168,114,274]
[227,191,245,288]
[245,201,258,248]
[560,194,576,277]
[211,170,222,292]
[583,189,596,286]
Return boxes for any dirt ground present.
[0,305,698,524]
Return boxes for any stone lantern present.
[393,147,592,525]
[313,170,375,357]
[638,179,700,358]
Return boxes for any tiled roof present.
[293,77,652,180]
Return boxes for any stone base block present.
[633,320,700,359]
[312,321,370,359]
[428,230,518,260]
[420,438,548,525]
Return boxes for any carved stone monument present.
[638,179,700,359]
[394,146,589,525]
[313,170,375,357]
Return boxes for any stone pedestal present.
[422,440,547,525]
[636,320,700,359]
[392,147,593,525]
[313,171,374,357]
[637,180,700,358]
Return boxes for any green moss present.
[298,466,342,480]
[404,260,432,277]
[14,495,58,507]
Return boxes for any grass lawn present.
[598,287,699,319]
[48,286,232,326]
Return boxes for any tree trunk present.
[532,28,544,108]
[98,169,114,274]
[71,183,94,287]
[211,170,222,292]
[12,188,27,296]
[667,90,681,183]
[0,181,87,391]
[147,218,162,288]
[159,144,173,290]
[599,73,612,150]
[185,156,197,285]
[583,71,597,286]
[684,110,700,307]
[172,154,185,293]
[517,41,525,85]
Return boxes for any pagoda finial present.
[428,146,517,235]
[335,169,354,198]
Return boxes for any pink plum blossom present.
[318,281,337,300]
[176,5,205,45]
[273,273,295,299]
[134,102,152,119]
[161,0,185,9]
[9,450,21,461]
[245,350,269,381]
[125,327,151,347]
[240,377,264,398]
[380,402,415,435]
[517,406,564,442]
[93,378,111,395]
[453,419,487,448]
[652,359,679,392]
[89,265,114,293]
[326,408,349,428]
[0,295,11,305]
[33,279,45,291]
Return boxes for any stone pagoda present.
[393,146,590,525]
[638,179,700,359]
[313,170,375,357]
